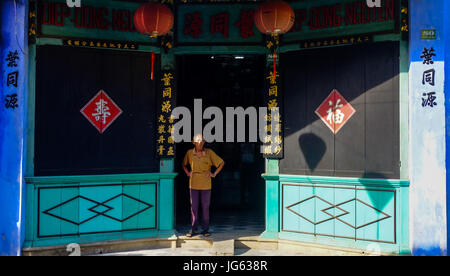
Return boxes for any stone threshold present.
[22,232,403,256]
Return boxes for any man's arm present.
[182,152,192,177]
[212,161,225,177]
[182,162,192,177]
[207,161,224,178]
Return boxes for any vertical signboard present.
[156,69,177,159]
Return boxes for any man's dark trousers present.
[190,189,211,232]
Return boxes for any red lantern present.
[254,0,295,36]
[254,0,295,77]
[134,3,174,37]
[134,3,174,80]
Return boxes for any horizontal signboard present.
[37,0,398,46]
[37,0,156,44]
[176,0,398,44]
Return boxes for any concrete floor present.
[97,247,310,256]
[93,232,378,256]
[92,212,382,256]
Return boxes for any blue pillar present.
[409,0,447,256]
[0,0,28,256]
[444,0,450,257]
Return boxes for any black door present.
[280,42,400,179]
[35,46,159,176]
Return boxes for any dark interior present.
[175,54,266,229]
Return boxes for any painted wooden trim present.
[173,45,266,55]
[25,43,36,177]
[264,179,280,237]
[262,174,410,187]
[158,178,176,235]
[34,37,162,53]
[399,37,410,180]
[25,173,177,185]
[280,33,402,54]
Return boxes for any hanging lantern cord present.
[273,34,278,78]
[149,33,158,80]
[151,52,155,80]
[273,50,277,79]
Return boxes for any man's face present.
[193,139,205,149]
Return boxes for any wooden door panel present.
[35,46,159,176]
[280,42,400,179]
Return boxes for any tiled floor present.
[176,210,265,235]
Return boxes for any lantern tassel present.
[151,52,155,80]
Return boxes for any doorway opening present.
[175,54,266,235]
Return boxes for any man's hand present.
[186,171,193,177]
[206,172,216,178]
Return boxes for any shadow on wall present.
[298,133,326,173]
[360,172,395,212]
[298,133,395,212]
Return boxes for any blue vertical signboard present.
[0,0,28,255]
[409,0,448,256]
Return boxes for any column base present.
[260,231,279,240]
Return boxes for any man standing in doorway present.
[182,134,225,237]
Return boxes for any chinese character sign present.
[420,47,438,108]
[177,1,396,44]
[157,69,177,158]
[262,65,283,159]
[3,50,21,110]
[177,5,262,43]
[5,94,19,110]
[410,45,444,113]
[315,89,355,134]
[80,90,123,134]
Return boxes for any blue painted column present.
[409,0,447,256]
[0,0,28,255]
[444,0,450,257]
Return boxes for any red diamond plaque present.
[80,90,122,134]
[315,89,355,134]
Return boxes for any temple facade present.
[0,0,449,256]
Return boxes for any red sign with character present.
[315,89,355,134]
[80,90,123,134]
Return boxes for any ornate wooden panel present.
[281,183,396,244]
[38,182,157,237]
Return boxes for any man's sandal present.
[186,232,197,237]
